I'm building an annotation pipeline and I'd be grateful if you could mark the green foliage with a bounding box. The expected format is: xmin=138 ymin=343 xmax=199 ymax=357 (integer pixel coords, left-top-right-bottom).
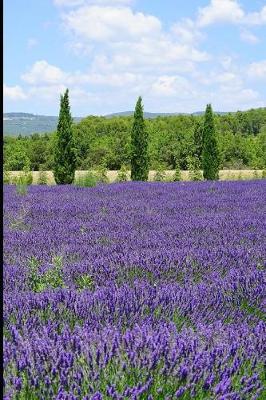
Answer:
xmin=53 ymin=89 xmax=76 ymax=184
xmin=153 ymin=164 xmax=166 ymax=182
xmin=75 ymin=171 xmax=97 ymax=187
xmin=253 ymin=169 xmax=259 ymax=179
xmin=95 ymin=165 xmax=109 ymax=184
xmin=193 ymin=120 xmax=203 ymax=162
xmin=117 ymin=164 xmax=129 ymax=182
xmin=3 ymin=169 xmax=11 ymax=184
xmin=14 ymin=161 xmax=33 ymax=194
xmin=37 ymin=169 xmax=48 ymax=185
xmin=131 ymin=97 xmax=149 ymax=181
xmin=75 ymin=274 xmax=94 ymax=291
xmin=28 ymin=255 xmax=64 ymax=293
xmin=4 ymin=108 xmax=266 ymax=172
xmin=202 ymin=104 xmax=220 ymax=180
xmin=187 ymin=156 xmax=203 ymax=181
xmin=173 ymin=164 xmax=182 ymax=181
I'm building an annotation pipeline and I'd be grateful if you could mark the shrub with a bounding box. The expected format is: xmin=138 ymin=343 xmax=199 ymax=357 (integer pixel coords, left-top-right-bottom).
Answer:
xmin=3 ymin=170 xmax=11 ymax=184
xmin=38 ymin=170 xmax=48 ymax=185
xmin=75 ymin=171 xmax=97 ymax=187
xmin=173 ymin=165 xmax=182 ymax=182
xmin=117 ymin=165 xmax=128 ymax=182
xmin=237 ymin=172 xmax=243 ymax=180
xmin=95 ymin=165 xmax=109 ymax=184
xmin=253 ymin=170 xmax=259 ymax=179
xmin=187 ymin=156 xmax=203 ymax=181
xmin=154 ymin=164 xmax=166 ymax=182
xmin=262 ymin=169 xmax=266 ymax=179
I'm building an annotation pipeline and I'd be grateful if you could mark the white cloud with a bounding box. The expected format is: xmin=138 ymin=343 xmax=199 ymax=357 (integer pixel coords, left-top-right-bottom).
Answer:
xmin=151 ymin=75 xmax=195 ymax=97
xmin=63 ymin=6 xmax=162 ymax=42
xmin=4 ymin=84 xmax=27 ymax=100
xmin=197 ymin=0 xmax=266 ymax=27
xmin=197 ymin=0 xmax=244 ymax=27
xmin=171 ymin=18 xmax=204 ymax=44
xmin=240 ymin=29 xmax=259 ymax=44
xmin=244 ymin=6 xmax=266 ymax=25
xmin=28 ymin=84 xmax=67 ymax=100
xmin=247 ymin=60 xmax=266 ymax=80
xmin=21 ymin=60 xmax=66 ymax=85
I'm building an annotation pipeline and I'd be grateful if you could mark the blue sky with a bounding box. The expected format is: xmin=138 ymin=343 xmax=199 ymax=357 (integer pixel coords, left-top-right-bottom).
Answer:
xmin=4 ymin=0 xmax=266 ymax=116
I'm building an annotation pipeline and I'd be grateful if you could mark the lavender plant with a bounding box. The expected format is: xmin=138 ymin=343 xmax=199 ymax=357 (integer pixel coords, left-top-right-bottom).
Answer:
xmin=3 ymin=181 xmax=266 ymax=399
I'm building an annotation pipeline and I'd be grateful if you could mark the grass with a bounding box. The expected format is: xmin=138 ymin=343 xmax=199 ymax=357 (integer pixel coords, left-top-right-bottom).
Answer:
xmin=5 ymin=169 xmax=266 ymax=185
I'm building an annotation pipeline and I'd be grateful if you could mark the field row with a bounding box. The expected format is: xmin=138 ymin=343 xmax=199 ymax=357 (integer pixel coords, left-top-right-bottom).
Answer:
xmin=5 ymin=169 xmax=266 ymax=185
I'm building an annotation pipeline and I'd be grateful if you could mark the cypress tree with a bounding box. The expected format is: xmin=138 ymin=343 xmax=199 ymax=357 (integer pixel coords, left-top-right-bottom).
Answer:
xmin=53 ymin=89 xmax=76 ymax=184
xmin=131 ymin=97 xmax=149 ymax=181
xmin=202 ymin=104 xmax=220 ymax=180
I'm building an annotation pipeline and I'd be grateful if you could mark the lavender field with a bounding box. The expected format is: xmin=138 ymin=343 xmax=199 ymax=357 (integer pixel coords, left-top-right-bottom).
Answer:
xmin=3 ymin=181 xmax=266 ymax=400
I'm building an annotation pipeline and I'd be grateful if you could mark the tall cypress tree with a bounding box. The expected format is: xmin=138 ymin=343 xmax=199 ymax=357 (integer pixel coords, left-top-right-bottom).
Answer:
xmin=202 ymin=104 xmax=220 ymax=180
xmin=53 ymin=89 xmax=76 ymax=184
xmin=131 ymin=97 xmax=149 ymax=181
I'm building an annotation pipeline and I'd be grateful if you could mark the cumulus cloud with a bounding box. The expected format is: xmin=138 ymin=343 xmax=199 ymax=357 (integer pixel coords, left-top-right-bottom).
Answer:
xmin=197 ymin=0 xmax=266 ymax=27
xmin=4 ymin=84 xmax=27 ymax=100
xmin=63 ymin=6 xmax=162 ymax=42
xmin=7 ymin=0 xmax=266 ymax=113
xmin=21 ymin=60 xmax=66 ymax=85
xmin=197 ymin=0 xmax=244 ymax=27
xmin=171 ymin=18 xmax=204 ymax=44
xmin=151 ymin=75 xmax=195 ymax=97
xmin=244 ymin=5 xmax=266 ymax=25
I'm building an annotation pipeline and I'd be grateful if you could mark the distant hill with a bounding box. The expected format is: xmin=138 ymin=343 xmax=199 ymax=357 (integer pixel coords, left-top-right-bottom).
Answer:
xmin=105 ymin=111 xmax=228 ymax=118
xmin=2 ymin=110 xmax=233 ymax=136
xmin=3 ymin=113 xmax=83 ymax=136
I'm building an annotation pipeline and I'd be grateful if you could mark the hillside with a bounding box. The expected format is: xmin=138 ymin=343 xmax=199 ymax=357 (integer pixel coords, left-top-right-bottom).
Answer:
xmin=3 ymin=110 xmax=228 ymax=135
xmin=3 ymin=113 xmax=83 ymax=136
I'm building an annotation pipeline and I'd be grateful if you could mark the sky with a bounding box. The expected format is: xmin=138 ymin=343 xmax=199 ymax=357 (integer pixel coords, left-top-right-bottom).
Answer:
xmin=3 ymin=0 xmax=266 ymax=116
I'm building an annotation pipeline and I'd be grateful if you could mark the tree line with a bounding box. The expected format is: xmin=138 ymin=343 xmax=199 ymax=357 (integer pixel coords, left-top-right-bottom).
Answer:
xmin=3 ymin=90 xmax=266 ymax=180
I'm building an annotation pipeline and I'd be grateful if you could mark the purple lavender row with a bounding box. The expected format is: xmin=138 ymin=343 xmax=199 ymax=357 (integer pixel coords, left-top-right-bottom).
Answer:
xmin=3 ymin=181 xmax=266 ymax=399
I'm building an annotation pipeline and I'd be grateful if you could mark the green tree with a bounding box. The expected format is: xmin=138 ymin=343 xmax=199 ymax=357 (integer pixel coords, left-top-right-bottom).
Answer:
xmin=202 ymin=104 xmax=220 ymax=180
xmin=131 ymin=97 xmax=149 ymax=181
xmin=193 ymin=120 xmax=203 ymax=162
xmin=53 ymin=89 xmax=76 ymax=184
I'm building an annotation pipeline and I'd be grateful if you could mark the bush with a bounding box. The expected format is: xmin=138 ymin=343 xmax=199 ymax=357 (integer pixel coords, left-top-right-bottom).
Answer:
xmin=173 ymin=165 xmax=182 ymax=182
xmin=237 ymin=172 xmax=243 ymax=181
xmin=117 ymin=165 xmax=128 ymax=182
xmin=153 ymin=164 xmax=166 ymax=182
xmin=187 ymin=156 xmax=203 ymax=181
xmin=75 ymin=172 xmax=97 ymax=187
xmin=38 ymin=170 xmax=48 ymax=185
xmin=95 ymin=166 xmax=109 ymax=184
xmin=253 ymin=170 xmax=259 ymax=179
xmin=3 ymin=170 xmax=11 ymax=184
